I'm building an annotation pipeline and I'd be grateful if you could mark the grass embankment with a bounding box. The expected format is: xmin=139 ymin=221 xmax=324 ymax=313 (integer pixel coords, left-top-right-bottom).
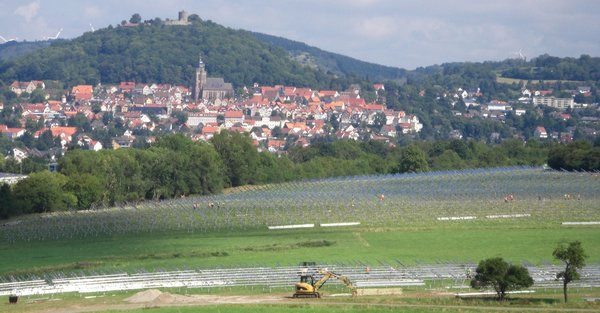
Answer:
xmin=2 ymin=225 xmax=599 ymax=276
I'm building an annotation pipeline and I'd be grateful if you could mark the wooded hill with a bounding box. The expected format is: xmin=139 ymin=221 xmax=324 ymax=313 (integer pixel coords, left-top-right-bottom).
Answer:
xmin=0 ymin=40 xmax=52 ymax=61
xmin=0 ymin=19 xmax=345 ymax=89
xmin=0 ymin=24 xmax=407 ymax=86
xmin=1 ymin=14 xmax=599 ymax=90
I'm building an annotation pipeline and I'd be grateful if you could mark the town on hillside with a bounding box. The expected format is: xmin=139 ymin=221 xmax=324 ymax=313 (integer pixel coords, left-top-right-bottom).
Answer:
xmin=0 ymin=57 xmax=598 ymax=165
xmin=0 ymin=57 xmax=423 ymax=160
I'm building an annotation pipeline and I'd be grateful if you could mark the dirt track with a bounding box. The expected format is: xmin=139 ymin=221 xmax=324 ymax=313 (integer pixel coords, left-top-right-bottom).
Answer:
xmin=7 ymin=289 xmax=600 ymax=313
xmin=8 ymin=290 xmax=292 ymax=313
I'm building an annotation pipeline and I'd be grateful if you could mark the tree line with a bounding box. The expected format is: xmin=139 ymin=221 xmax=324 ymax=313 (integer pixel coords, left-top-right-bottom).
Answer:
xmin=501 ymin=54 xmax=600 ymax=82
xmin=1 ymin=132 xmax=569 ymax=219
xmin=547 ymin=140 xmax=600 ymax=171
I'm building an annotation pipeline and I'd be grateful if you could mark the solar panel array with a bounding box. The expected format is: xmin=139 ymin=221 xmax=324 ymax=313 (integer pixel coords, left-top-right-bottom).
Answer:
xmin=2 ymin=167 xmax=599 ymax=242
xmin=2 ymin=264 xmax=599 ymax=296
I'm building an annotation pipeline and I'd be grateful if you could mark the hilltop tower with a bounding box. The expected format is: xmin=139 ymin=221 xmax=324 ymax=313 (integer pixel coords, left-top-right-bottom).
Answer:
xmin=178 ymin=10 xmax=189 ymax=23
xmin=193 ymin=55 xmax=207 ymax=102
xmin=164 ymin=10 xmax=191 ymax=25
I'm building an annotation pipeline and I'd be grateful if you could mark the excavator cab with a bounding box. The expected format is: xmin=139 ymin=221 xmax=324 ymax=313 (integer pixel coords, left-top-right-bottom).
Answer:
xmin=299 ymin=275 xmax=314 ymax=285
xmin=294 ymin=263 xmax=321 ymax=298
xmin=294 ymin=274 xmax=320 ymax=297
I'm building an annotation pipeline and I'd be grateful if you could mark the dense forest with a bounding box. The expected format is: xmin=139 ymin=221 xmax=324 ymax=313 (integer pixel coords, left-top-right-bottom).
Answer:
xmin=1 ymin=132 xmax=565 ymax=219
xmin=0 ymin=18 xmax=352 ymax=89
xmin=0 ymin=40 xmax=52 ymax=61
xmin=0 ymin=29 xmax=408 ymax=84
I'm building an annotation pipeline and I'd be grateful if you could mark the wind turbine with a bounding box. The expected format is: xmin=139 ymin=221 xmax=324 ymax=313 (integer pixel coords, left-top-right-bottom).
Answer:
xmin=44 ymin=28 xmax=63 ymax=40
xmin=0 ymin=35 xmax=17 ymax=43
xmin=513 ymin=49 xmax=526 ymax=61
xmin=89 ymin=23 xmax=95 ymax=32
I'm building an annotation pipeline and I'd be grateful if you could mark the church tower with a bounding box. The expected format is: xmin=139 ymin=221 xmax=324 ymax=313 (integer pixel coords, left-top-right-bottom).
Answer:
xmin=192 ymin=55 xmax=207 ymax=102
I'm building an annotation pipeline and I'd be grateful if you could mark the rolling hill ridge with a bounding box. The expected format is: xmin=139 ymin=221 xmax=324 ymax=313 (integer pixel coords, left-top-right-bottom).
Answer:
xmin=0 ymin=20 xmax=338 ymax=88
xmin=251 ymin=32 xmax=407 ymax=82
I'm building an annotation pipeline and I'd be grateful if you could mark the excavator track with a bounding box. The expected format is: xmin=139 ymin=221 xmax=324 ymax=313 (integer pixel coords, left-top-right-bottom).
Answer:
xmin=293 ymin=292 xmax=320 ymax=298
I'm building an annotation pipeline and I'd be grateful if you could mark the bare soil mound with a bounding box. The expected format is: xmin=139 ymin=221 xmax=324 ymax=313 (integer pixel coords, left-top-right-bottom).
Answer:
xmin=124 ymin=289 xmax=287 ymax=305
xmin=124 ymin=289 xmax=163 ymax=303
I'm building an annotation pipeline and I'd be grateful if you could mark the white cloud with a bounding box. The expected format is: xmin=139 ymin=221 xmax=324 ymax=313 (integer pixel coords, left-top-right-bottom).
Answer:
xmin=343 ymin=0 xmax=382 ymax=6
xmin=0 ymin=3 xmax=7 ymax=17
xmin=83 ymin=5 xmax=103 ymax=19
xmin=14 ymin=0 xmax=40 ymax=22
xmin=354 ymin=16 xmax=396 ymax=38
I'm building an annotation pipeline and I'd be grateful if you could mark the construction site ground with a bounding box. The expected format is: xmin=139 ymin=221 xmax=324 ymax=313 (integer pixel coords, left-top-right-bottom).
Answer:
xmin=3 ymin=288 xmax=600 ymax=313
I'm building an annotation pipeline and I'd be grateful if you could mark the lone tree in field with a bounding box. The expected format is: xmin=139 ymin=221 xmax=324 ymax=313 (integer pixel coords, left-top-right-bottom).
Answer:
xmin=553 ymin=241 xmax=587 ymax=303
xmin=470 ymin=257 xmax=533 ymax=300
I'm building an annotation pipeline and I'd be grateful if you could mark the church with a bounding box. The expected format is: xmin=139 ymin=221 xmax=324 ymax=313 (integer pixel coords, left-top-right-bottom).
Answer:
xmin=192 ymin=56 xmax=234 ymax=102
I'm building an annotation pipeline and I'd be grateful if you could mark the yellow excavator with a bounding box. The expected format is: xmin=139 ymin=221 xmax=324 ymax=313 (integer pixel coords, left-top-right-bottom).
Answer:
xmin=293 ymin=269 xmax=357 ymax=298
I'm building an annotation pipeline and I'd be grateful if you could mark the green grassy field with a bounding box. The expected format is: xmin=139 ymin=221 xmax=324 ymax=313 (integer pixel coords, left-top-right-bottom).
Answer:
xmin=2 ymin=224 xmax=599 ymax=275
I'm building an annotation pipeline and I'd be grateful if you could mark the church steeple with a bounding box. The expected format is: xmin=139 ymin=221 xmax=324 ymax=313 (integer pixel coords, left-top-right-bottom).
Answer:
xmin=193 ymin=54 xmax=207 ymax=102
xmin=191 ymin=54 xmax=232 ymax=102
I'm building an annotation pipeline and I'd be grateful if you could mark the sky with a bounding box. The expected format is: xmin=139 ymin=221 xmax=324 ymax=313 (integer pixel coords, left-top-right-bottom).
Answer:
xmin=1 ymin=0 xmax=599 ymax=69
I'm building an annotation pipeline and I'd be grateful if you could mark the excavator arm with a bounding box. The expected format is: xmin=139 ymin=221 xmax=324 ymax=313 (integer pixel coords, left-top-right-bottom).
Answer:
xmin=313 ymin=272 xmax=335 ymax=290
xmin=314 ymin=271 xmax=357 ymax=296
